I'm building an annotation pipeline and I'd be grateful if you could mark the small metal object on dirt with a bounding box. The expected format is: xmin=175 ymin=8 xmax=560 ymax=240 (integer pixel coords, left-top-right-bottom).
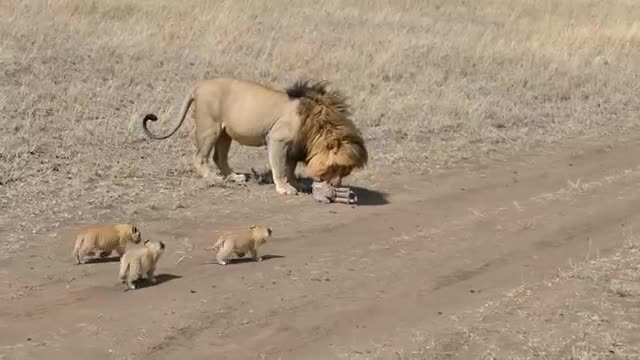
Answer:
xmin=311 ymin=181 xmax=358 ymax=205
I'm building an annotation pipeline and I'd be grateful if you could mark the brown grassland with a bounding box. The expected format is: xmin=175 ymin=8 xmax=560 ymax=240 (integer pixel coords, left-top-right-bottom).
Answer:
xmin=1 ymin=0 xmax=640 ymax=359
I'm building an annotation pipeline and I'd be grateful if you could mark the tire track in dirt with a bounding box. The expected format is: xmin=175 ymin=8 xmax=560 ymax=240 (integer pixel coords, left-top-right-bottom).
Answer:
xmin=1 ymin=135 xmax=639 ymax=360
xmin=149 ymin=159 xmax=640 ymax=360
xmin=136 ymin=136 xmax=636 ymax=357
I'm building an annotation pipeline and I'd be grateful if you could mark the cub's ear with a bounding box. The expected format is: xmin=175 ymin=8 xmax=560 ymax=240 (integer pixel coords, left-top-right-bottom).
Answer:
xmin=250 ymin=224 xmax=256 ymax=229
xmin=144 ymin=239 xmax=150 ymax=245
xmin=132 ymin=226 xmax=138 ymax=233
xmin=159 ymin=241 xmax=165 ymax=250
xmin=267 ymin=227 xmax=272 ymax=235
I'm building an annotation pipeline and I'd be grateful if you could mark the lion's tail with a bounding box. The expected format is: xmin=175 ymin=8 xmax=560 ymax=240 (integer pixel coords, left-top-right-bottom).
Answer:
xmin=142 ymin=88 xmax=195 ymax=140
xmin=72 ymin=234 xmax=84 ymax=264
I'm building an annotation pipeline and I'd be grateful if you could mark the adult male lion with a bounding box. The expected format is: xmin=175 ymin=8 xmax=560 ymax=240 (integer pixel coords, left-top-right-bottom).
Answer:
xmin=141 ymin=78 xmax=368 ymax=195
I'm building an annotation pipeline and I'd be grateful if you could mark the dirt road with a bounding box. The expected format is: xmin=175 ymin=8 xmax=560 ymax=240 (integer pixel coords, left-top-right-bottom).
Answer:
xmin=2 ymin=134 xmax=640 ymax=360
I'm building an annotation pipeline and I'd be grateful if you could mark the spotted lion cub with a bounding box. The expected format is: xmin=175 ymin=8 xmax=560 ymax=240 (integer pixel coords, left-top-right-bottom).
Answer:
xmin=212 ymin=225 xmax=272 ymax=265
xmin=118 ymin=240 xmax=166 ymax=291
xmin=72 ymin=224 xmax=142 ymax=264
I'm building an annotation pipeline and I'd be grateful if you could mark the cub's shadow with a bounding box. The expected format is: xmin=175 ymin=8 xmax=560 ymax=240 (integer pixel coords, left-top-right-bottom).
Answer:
xmin=129 ymin=273 xmax=182 ymax=289
xmin=229 ymin=254 xmax=285 ymax=265
xmin=246 ymin=169 xmax=389 ymax=206
xmin=204 ymin=254 xmax=285 ymax=266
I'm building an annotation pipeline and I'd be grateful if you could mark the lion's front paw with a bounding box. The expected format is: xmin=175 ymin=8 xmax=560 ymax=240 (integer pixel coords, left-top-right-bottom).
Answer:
xmin=276 ymin=183 xmax=298 ymax=195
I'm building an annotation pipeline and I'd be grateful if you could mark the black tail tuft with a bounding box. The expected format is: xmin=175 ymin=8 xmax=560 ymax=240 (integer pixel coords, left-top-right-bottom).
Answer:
xmin=142 ymin=113 xmax=158 ymax=122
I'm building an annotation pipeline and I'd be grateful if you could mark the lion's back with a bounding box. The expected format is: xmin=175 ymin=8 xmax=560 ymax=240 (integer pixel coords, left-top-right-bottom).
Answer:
xmin=196 ymin=78 xmax=297 ymax=146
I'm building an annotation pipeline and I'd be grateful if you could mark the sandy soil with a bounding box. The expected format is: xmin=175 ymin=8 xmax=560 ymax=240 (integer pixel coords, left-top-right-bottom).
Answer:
xmin=2 ymin=132 xmax=640 ymax=360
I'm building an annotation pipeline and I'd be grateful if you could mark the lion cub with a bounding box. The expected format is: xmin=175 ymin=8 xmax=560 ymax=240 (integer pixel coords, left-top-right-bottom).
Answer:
xmin=119 ymin=240 xmax=166 ymax=291
xmin=212 ymin=225 xmax=272 ymax=265
xmin=73 ymin=224 xmax=142 ymax=264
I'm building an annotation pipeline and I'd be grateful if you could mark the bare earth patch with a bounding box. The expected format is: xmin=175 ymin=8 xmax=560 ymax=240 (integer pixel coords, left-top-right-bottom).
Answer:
xmin=407 ymin=242 xmax=640 ymax=360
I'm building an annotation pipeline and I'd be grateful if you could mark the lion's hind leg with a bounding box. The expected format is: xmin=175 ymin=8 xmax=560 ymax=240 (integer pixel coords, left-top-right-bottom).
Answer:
xmin=193 ymin=131 xmax=216 ymax=179
xmin=213 ymin=130 xmax=246 ymax=184
xmin=192 ymin=108 xmax=219 ymax=179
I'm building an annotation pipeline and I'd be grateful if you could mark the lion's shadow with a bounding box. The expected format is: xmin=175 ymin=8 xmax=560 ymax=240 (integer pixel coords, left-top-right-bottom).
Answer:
xmin=245 ymin=169 xmax=389 ymax=206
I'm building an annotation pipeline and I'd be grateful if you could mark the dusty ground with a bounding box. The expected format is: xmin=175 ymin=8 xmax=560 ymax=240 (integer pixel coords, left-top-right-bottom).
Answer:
xmin=3 ymin=129 xmax=640 ymax=360
xmin=2 ymin=0 xmax=640 ymax=359
xmin=408 ymin=240 xmax=640 ymax=360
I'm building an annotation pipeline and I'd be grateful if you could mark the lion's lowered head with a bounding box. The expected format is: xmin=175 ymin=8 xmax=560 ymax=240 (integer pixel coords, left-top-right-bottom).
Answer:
xmin=287 ymin=80 xmax=368 ymax=186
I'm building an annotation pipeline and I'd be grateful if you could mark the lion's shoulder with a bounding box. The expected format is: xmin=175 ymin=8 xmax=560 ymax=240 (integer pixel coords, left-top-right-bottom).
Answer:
xmin=285 ymin=80 xmax=351 ymax=118
xmin=285 ymin=80 xmax=328 ymax=99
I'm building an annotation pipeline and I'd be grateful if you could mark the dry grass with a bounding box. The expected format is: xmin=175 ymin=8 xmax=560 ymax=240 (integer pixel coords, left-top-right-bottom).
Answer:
xmin=403 ymin=239 xmax=640 ymax=360
xmin=2 ymin=0 xmax=640 ymax=255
